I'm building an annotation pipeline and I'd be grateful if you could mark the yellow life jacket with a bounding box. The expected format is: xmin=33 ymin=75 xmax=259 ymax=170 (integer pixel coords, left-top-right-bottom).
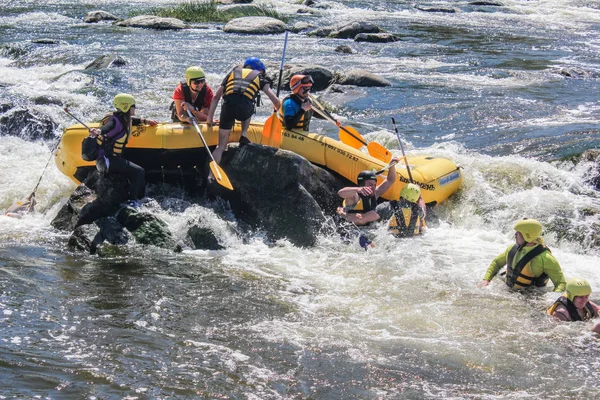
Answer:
xmin=388 ymin=199 xmax=423 ymax=237
xmin=224 ymin=67 xmax=261 ymax=101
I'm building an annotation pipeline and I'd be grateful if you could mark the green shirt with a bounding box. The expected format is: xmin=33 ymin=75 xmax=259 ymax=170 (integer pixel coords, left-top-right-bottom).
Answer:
xmin=483 ymin=244 xmax=567 ymax=292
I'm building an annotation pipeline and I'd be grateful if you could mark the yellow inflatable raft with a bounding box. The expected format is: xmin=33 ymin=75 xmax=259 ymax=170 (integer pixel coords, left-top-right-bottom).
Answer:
xmin=55 ymin=121 xmax=462 ymax=205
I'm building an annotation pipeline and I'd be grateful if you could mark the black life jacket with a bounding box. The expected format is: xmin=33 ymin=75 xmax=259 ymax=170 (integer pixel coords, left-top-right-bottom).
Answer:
xmin=504 ymin=244 xmax=549 ymax=288
xmin=345 ymin=193 xmax=378 ymax=214
xmin=549 ymin=296 xmax=595 ymax=321
xmin=170 ymin=82 xmax=207 ymax=122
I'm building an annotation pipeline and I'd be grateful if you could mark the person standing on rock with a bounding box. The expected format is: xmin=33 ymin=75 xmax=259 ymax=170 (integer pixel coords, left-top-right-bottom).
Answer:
xmin=170 ymin=66 xmax=214 ymax=124
xmin=89 ymin=93 xmax=158 ymax=208
xmin=206 ymin=57 xmax=280 ymax=164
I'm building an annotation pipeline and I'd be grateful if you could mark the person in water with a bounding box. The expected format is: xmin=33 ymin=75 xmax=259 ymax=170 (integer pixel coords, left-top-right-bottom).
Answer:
xmin=171 ymin=66 xmax=214 ymax=124
xmin=90 ymin=93 xmax=158 ymax=208
xmin=337 ymin=159 xmax=399 ymax=226
xmin=548 ymin=278 xmax=600 ymax=332
xmin=479 ymin=218 xmax=567 ymax=292
xmin=278 ymin=74 xmax=340 ymax=131
xmin=387 ymin=183 xmax=427 ymax=238
xmin=206 ymin=57 xmax=280 ymax=163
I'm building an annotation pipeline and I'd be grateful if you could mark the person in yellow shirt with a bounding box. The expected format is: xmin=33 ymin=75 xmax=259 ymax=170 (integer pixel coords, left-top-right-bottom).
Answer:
xmin=479 ymin=218 xmax=567 ymax=292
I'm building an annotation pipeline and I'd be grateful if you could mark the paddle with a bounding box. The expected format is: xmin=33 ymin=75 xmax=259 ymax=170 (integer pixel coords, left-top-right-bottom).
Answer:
xmin=63 ymin=106 xmax=92 ymax=130
xmin=187 ymin=110 xmax=233 ymax=191
xmin=262 ymin=31 xmax=289 ymax=148
xmin=308 ymin=94 xmax=392 ymax=163
xmin=390 ymin=117 xmax=414 ymax=183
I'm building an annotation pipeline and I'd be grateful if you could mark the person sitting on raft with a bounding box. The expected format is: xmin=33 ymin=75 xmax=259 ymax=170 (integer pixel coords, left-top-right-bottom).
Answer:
xmin=548 ymin=278 xmax=600 ymax=333
xmin=90 ymin=93 xmax=158 ymax=208
xmin=337 ymin=158 xmax=399 ymax=226
xmin=479 ymin=218 xmax=567 ymax=292
xmin=170 ymin=66 xmax=214 ymax=124
xmin=278 ymin=74 xmax=340 ymax=131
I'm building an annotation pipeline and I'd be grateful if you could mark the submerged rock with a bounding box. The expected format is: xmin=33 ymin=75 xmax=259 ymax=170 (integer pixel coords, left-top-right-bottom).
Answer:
xmin=0 ymin=106 xmax=58 ymax=141
xmin=310 ymin=21 xmax=382 ymax=39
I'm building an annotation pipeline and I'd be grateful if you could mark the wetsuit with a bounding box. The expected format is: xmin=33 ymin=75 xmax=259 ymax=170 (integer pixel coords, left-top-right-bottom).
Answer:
xmin=279 ymin=94 xmax=313 ymax=131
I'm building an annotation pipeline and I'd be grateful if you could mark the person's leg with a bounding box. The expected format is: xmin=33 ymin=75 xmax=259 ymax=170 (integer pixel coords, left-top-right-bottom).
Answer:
xmin=108 ymin=157 xmax=146 ymax=201
xmin=212 ymin=128 xmax=231 ymax=164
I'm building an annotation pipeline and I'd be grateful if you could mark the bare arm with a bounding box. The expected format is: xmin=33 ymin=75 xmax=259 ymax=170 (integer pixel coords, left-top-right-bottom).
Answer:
xmin=375 ymin=160 xmax=398 ymax=197
xmin=262 ymin=85 xmax=281 ymax=110
xmin=207 ymin=86 xmax=224 ymax=125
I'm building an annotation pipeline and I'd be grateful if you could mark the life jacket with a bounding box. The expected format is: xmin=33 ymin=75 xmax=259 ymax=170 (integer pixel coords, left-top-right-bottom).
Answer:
xmin=547 ymin=295 xmax=595 ymax=321
xmin=504 ymin=244 xmax=549 ymax=289
xmin=278 ymin=94 xmax=312 ymax=131
xmin=170 ymin=82 xmax=207 ymax=122
xmin=224 ymin=66 xmax=262 ymax=101
xmin=344 ymin=193 xmax=378 ymax=214
xmin=388 ymin=199 xmax=423 ymax=238
xmin=98 ymin=113 xmax=129 ymax=158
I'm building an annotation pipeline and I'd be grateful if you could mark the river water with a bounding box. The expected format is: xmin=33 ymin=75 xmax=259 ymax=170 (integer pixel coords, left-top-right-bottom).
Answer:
xmin=1 ymin=0 xmax=600 ymax=398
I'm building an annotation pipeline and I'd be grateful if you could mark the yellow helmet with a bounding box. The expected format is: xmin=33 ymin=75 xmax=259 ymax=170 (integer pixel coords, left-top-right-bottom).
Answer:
xmin=113 ymin=93 xmax=135 ymax=113
xmin=513 ymin=218 xmax=542 ymax=242
xmin=185 ymin=66 xmax=206 ymax=86
xmin=566 ymin=278 xmax=592 ymax=301
xmin=400 ymin=183 xmax=421 ymax=203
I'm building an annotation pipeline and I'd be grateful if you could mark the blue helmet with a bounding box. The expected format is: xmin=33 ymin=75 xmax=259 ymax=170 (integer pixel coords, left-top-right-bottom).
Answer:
xmin=243 ymin=57 xmax=266 ymax=72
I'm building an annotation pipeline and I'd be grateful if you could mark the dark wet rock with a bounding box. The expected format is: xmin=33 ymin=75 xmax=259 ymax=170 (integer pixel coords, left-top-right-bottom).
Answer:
xmin=556 ymin=67 xmax=597 ymax=79
xmin=276 ymin=64 xmax=335 ymax=91
xmin=337 ymin=70 xmax=392 ymax=87
xmin=335 ymin=45 xmax=355 ymax=54
xmin=83 ymin=10 xmax=121 ymax=23
xmin=354 ymin=33 xmax=400 ymax=43
xmin=218 ymin=144 xmax=347 ymax=247
xmin=188 ymin=226 xmax=225 ymax=250
xmin=223 ymin=16 xmax=288 ymax=34
xmin=31 ymin=95 xmax=63 ymax=106
xmin=415 ymin=6 xmax=457 ymax=13
xmin=0 ymin=107 xmax=58 ymax=141
xmin=116 ymin=207 xmax=181 ymax=251
xmin=303 ymin=0 xmax=316 ymax=5
xmin=55 ymin=172 xmax=180 ymax=252
xmin=0 ymin=42 xmax=30 ymax=59
xmin=85 ymin=54 xmax=128 ymax=70
xmin=31 ymin=38 xmax=61 ymax=45
xmin=581 ymin=149 xmax=600 ymax=190
xmin=469 ymin=1 xmax=503 ymax=6
xmin=115 ymin=15 xmax=189 ymax=30
xmin=310 ymin=21 xmax=382 ymax=39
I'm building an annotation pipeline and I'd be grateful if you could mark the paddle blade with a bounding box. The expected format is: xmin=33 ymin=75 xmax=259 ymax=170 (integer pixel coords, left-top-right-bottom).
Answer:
xmin=262 ymin=113 xmax=282 ymax=147
xmin=339 ymin=126 xmax=365 ymax=149
xmin=209 ymin=161 xmax=233 ymax=190
xmin=367 ymin=142 xmax=393 ymax=163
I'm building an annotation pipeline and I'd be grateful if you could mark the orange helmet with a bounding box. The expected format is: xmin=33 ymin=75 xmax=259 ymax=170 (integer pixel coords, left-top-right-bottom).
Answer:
xmin=290 ymin=74 xmax=313 ymax=94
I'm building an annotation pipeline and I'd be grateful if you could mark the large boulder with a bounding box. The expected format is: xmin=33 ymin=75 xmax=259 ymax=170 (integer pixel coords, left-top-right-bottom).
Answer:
xmin=85 ymin=54 xmax=127 ymax=70
xmin=0 ymin=106 xmax=58 ymax=141
xmin=115 ymin=15 xmax=189 ymax=30
xmin=223 ymin=16 xmax=288 ymax=34
xmin=310 ymin=21 xmax=382 ymax=39
xmin=218 ymin=144 xmax=347 ymax=247
xmin=271 ymin=64 xmax=335 ymax=92
xmin=355 ymin=33 xmax=400 ymax=43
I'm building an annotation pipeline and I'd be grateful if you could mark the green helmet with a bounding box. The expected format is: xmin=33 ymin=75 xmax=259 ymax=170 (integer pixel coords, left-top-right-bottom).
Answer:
xmin=185 ymin=66 xmax=206 ymax=86
xmin=514 ymin=218 xmax=543 ymax=242
xmin=357 ymin=170 xmax=377 ymax=186
xmin=566 ymin=278 xmax=592 ymax=301
xmin=400 ymin=183 xmax=421 ymax=203
xmin=113 ymin=93 xmax=135 ymax=113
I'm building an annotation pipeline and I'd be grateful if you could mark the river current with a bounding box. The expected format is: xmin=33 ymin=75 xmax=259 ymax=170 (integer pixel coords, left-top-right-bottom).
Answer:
xmin=1 ymin=0 xmax=600 ymax=398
